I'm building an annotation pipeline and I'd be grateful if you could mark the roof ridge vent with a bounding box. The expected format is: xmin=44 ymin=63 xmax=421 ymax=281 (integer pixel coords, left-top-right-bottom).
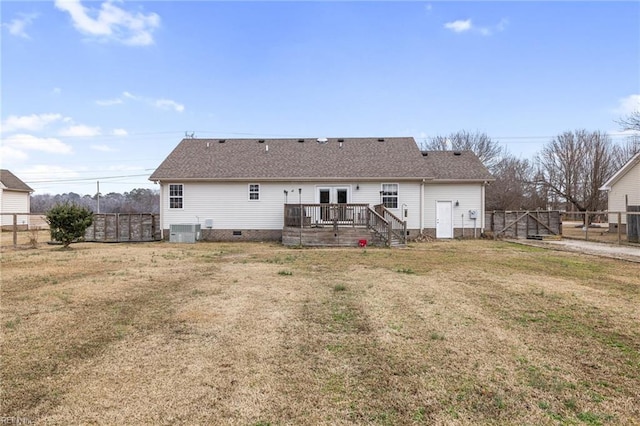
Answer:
xmin=378 ymin=138 xmax=385 ymax=142
xmin=453 ymin=151 xmax=462 ymax=156
xmin=337 ymin=138 xmax=344 ymax=142
xmin=258 ymin=139 xmax=265 ymax=143
xmin=298 ymin=139 xmax=305 ymax=143
xmin=317 ymin=138 xmax=328 ymax=144
xmin=219 ymin=139 xmax=226 ymax=143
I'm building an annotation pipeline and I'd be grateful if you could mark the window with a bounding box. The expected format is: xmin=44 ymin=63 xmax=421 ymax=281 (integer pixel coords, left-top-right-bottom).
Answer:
xmin=169 ymin=184 xmax=183 ymax=209
xmin=381 ymin=183 xmax=398 ymax=209
xmin=249 ymin=184 xmax=260 ymax=201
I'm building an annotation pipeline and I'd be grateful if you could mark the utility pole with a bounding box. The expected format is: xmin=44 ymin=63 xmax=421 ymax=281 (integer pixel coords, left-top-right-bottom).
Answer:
xmin=96 ymin=181 xmax=100 ymax=213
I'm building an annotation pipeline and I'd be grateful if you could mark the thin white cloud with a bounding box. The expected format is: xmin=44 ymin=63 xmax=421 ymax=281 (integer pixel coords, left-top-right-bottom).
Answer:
xmin=122 ymin=91 xmax=138 ymax=100
xmin=3 ymin=134 xmax=73 ymax=154
xmin=444 ymin=18 xmax=508 ymax=36
xmin=615 ymin=94 xmax=640 ymax=114
xmin=91 ymin=144 xmax=117 ymax=152
xmin=59 ymin=124 xmax=101 ymax=137
xmin=154 ymin=99 xmax=185 ymax=113
xmin=2 ymin=13 xmax=38 ymax=39
xmin=444 ymin=19 xmax=472 ymax=33
xmin=1 ymin=113 xmax=65 ymax=133
xmin=54 ymin=0 xmax=160 ymax=46
xmin=51 ymin=87 xmax=62 ymax=95
xmin=0 ymin=145 xmax=29 ymax=163
xmin=112 ymin=128 xmax=128 ymax=136
xmin=97 ymin=91 xmax=184 ymax=112
xmin=96 ymin=97 xmax=123 ymax=106
xmin=496 ymin=18 xmax=509 ymax=32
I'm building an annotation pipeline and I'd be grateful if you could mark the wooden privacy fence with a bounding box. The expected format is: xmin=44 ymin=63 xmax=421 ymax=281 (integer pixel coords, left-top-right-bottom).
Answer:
xmin=486 ymin=211 xmax=561 ymax=239
xmin=85 ymin=213 xmax=161 ymax=242
xmin=629 ymin=206 xmax=640 ymax=243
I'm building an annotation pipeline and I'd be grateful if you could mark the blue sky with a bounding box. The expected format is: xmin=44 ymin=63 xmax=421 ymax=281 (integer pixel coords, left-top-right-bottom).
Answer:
xmin=1 ymin=1 xmax=639 ymax=195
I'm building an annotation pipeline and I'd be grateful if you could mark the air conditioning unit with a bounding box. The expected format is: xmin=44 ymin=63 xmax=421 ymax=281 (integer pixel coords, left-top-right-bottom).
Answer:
xmin=169 ymin=224 xmax=201 ymax=243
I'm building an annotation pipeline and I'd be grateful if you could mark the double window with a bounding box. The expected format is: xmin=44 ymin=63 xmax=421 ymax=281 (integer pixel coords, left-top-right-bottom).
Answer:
xmin=381 ymin=183 xmax=398 ymax=209
xmin=249 ymin=184 xmax=260 ymax=201
xmin=169 ymin=184 xmax=183 ymax=209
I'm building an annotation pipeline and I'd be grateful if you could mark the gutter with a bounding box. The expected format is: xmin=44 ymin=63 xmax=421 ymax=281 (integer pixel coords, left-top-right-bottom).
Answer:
xmin=149 ymin=176 xmax=438 ymax=183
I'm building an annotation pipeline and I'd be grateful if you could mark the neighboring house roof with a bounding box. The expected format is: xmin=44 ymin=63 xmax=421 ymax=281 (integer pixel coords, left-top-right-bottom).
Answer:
xmin=0 ymin=169 xmax=33 ymax=192
xmin=150 ymin=137 xmax=493 ymax=182
xmin=420 ymin=150 xmax=495 ymax=182
xmin=600 ymin=153 xmax=640 ymax=191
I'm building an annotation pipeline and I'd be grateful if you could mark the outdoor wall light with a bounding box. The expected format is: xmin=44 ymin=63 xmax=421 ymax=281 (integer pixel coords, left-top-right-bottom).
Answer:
xmin=356 ymin=184 xmax=360 ymax=190
xmin=455 ymin=200 xmax=460 ymax=207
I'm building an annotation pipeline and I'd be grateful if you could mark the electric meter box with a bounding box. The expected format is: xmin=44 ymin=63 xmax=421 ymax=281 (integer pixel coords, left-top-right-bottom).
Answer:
xmin=468 ymin=209 xmax=478 ymax=220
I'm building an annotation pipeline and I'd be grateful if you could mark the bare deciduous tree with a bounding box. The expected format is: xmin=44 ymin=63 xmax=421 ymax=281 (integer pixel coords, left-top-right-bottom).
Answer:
xmin=486 ymin=155 xmax=545 ymax=211
xmin=612 ymin=136 xmax=640 ymax=170
xmin=535 ymin=130 xmax=616 ymax=220
xmin=424 ymin=130 xmax=504 ymax=170
xmin=616 ymin=110 xmax=640 ymax=132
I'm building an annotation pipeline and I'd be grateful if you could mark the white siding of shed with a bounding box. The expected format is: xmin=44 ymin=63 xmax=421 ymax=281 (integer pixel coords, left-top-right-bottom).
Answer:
xmin=0 ymin=190 xmax=31 ymax=227
xmin=423 ymin=183 xmax=484 ymax=230
xmin=607 ymin=162 xmax=640 ymax=225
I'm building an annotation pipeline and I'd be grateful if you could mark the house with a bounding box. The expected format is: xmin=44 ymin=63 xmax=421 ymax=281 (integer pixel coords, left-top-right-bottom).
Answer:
xmin=600 ymin=152 xmax=640 ymax=233
xmin=149 ymin=137 xmax=494 ymax=246
xmin=0 ymin=169 xmax=34 ymax=230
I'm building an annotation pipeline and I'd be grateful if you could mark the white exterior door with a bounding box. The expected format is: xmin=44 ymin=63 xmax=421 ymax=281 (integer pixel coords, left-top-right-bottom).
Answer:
xmin=318 ymin=187 xmax=349 ymax=221
xmin=318 ymin=187 xmax=349 ymax=204
xmin=436 ymin=201 xmax=453 ymax=238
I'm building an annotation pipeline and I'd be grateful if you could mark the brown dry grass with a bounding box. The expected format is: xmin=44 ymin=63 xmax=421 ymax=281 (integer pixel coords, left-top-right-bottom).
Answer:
xmin=1 ymin=240 xmax=639 ymax=425
xmin=562 ymin=221 xmax=634 ymax=245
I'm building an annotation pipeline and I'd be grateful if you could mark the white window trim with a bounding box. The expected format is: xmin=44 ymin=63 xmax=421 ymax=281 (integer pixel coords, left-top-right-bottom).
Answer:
xmin=168 ymin=183 xmax=184 ymax=209
xmin=248 ymin=183 xmax=260 ymax=201
xmin=381 ymin=183 xmax=399 ymax=209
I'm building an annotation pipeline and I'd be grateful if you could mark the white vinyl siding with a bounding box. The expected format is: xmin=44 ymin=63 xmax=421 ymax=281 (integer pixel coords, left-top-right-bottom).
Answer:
xmin=423 ymin=183 xmax=484 ymax=230
xmin=159 ymin=181 xmax=425 ymax=230
xmin=0 ymin=190 xmax=31 ymax=227
xmin=607 ymin=163 xmax=640 ymax=225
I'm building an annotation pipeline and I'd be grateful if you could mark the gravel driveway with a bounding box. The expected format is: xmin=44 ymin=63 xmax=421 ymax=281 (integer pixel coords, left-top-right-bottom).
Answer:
xmin=513 ymin=238 xmax=640 ymax=263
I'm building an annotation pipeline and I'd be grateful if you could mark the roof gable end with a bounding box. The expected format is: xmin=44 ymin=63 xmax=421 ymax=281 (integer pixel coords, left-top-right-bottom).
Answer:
xmin=600 ymin=152 xmax=640 ymax=190
xmin=0 ymin=169 xmax=33 ymax=192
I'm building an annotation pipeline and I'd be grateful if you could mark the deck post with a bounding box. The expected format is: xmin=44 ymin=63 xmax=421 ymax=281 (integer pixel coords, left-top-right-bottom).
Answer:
xmin=13 ymin=214 xmax=18 ymax=247
xmin=617 ymin=212 xmax=621 ymax=245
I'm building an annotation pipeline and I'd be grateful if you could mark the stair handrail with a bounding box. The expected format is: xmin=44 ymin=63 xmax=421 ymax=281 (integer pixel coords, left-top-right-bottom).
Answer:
xmin=374 ymin=204 xmax=407 ymax=245
xmin=367 ymin=206 xmax=390 ymax=245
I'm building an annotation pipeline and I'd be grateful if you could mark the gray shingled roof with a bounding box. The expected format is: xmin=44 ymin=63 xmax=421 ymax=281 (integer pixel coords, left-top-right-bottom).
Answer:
xmin=0 ymin=169 xmax=33 ymax=192
xmin=421 ymin=150 xmax=495 ymax=181
xmin=150 ymin=137 xmax=493 ymax=182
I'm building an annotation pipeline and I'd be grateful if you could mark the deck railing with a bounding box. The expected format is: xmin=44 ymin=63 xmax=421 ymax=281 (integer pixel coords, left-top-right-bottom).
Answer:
xmin=284 ymin=203 xmax=406 ymax=246
xmin=374 ymin=204 xmax=407 ymax=245
xmin=284 ymin=204 xmax=370 ymax=228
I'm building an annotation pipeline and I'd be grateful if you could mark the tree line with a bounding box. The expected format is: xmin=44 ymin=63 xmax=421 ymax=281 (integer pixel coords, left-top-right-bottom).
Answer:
xmin=421 ymin=126 xmax=639 ymax=213
xmin=31 ymin=188 xmax=159 ymax=214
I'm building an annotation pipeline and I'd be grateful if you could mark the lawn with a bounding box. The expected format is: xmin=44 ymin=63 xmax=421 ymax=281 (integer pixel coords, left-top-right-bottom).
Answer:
xmin=1 ymin=240 xmax=639 ymax=425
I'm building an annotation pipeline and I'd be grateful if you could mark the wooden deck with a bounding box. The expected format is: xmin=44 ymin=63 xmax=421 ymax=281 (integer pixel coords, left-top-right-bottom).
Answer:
xmin=283 ymin=204 xmax=406 ymax=247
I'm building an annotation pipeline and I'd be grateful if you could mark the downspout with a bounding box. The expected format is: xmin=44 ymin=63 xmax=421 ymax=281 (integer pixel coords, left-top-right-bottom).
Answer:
xmin=157 ymin=182 xmax=163 ymax=236
xmin=480 ymin=182 xmax=485 ymax=233
xmin=420 ymin=179 xmax=425 ymax=234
